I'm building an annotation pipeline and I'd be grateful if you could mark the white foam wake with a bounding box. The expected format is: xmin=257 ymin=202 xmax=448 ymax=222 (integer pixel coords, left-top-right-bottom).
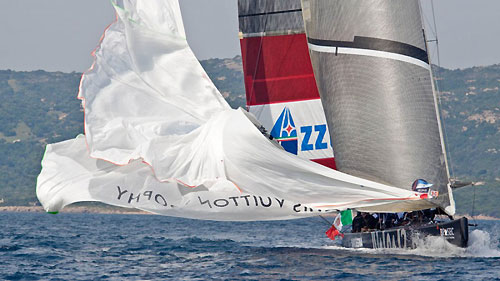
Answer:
xmin=407 ymin=229 xmax=499 ymax=257
xmin=464 ymin=229 xmax=500 ymax=257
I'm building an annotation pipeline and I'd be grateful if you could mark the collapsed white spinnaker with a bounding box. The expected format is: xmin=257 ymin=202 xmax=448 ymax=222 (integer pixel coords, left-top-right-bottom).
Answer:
xmin=36 ymin=0 xmax=429 ymax=220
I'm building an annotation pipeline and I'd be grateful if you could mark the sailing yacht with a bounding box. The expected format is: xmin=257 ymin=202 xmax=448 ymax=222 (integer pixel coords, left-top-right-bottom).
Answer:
xmin=36 ymin=0 xmax=468 ymax=248
xmin=238 ymin=0 xmax=468 ymax=248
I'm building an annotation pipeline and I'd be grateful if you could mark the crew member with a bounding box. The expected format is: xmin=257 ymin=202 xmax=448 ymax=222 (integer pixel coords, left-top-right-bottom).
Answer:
xmin=361 ymin=212 xmax=377 ymax=231
xmin=351 ymin=211 xmax=364 ymax=233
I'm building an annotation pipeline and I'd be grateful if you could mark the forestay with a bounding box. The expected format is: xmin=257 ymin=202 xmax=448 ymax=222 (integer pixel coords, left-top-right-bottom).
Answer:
xmin=36 ymin=0 xmax=428 ymax=221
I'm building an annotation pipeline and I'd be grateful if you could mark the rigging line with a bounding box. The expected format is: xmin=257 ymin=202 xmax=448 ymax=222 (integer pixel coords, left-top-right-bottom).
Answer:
xmin=431 ymin=0 xmax=456 ymax=178
xmin=246 ymin=7 xmax=270 ymax=110
xmin=318 ymin=215 xmax=333 ymax=226
xmin=421 ymin=3 xmax=437 ymax=40
xmin=430 ymin=0 xmax=441 ymax=67
xmin=426 ymin=0 xmax=457 ymax=179
xmin=470 ymin=183 xmax=478 ymax=226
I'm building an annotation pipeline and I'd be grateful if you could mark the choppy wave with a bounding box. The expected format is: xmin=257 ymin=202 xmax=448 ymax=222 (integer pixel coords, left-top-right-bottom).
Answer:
xmin=1 ymin=212 xmax=499 ymax=280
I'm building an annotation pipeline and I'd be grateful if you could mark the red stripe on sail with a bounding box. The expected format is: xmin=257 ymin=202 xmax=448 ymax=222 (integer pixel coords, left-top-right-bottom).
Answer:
xmin=311 ymin=158 xmax=337 ymax=170
xmin=247 ymin=97 xmax=321 ymax=106
xmin=240 ymin=33 xmax=320 ymax=106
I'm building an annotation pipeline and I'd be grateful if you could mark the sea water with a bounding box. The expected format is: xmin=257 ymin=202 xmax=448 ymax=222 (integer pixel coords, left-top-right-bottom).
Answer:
xmin=1 ymin=212 xmax=499 ymax=280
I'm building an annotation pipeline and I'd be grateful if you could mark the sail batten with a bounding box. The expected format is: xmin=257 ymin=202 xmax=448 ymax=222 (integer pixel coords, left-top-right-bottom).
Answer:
xmin=239 ymin=8 xmax=303 ymax=18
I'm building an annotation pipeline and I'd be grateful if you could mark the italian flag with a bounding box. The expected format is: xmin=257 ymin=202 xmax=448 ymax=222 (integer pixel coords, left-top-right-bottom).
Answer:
xmin=325 ymin=210 xmax=353 ymax=240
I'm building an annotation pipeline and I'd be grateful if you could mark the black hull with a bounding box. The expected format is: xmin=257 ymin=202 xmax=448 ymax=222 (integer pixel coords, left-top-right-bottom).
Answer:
xmin=341 ymin=217 xmax=469 ymax=249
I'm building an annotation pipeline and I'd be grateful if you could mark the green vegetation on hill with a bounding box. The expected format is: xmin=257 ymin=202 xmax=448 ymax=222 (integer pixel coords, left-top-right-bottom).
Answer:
xmin=0 ymin=70 xmax=83 ymax=205
xmin=0 ymin=57 xmax=498 ymax=217
xmin=200 ymin=56 xmax=246 ymax=108
xmin=434 ymin=65 xmax=500 ymax=183
xmin=432 ymin=65 xmax=500 ymax=217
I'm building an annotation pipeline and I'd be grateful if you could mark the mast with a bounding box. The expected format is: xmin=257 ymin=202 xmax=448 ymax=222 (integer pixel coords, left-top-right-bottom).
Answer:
xmin=301 ymin=0 xmax=454 ymax=213
xmin=419 ymin=1 xmax=456 ymax=215
xmin=238 ymin=0 xmax=336 ymax=169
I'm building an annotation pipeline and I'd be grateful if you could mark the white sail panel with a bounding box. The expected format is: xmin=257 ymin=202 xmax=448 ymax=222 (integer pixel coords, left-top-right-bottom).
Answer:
xmin=249 ymin=100 xmax=334 ymax=165
xmin=79 ymin=0 xmax=229 ymax=165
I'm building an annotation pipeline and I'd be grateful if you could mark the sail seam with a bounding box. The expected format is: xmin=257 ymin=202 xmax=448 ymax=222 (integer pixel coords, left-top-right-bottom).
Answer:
xmin=240 ymin=30 xmax=305 ymax=38
xmin=251 ymin=73 xmax=314 ymax=83
xmin=239 ymin=9 xmax=302 ymax=18
xmin=248 ymin=97 xmax=320 ymax=106
xmin=312 ymin=196 xmax=426 ymax=209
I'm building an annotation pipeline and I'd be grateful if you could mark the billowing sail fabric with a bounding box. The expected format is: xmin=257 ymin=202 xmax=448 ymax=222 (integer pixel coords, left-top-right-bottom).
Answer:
xmin=79 ymin=0 xmax=230 ymax=165
xmin=36 ymin=0 xmax=429 ymax=220
xmin=301 ymin=0 xmax=455 ymax=214
xmin=238 ymin=0 xmax=335 ymax=169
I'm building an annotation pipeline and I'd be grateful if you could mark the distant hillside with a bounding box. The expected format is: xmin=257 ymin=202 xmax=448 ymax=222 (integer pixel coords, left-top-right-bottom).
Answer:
xmin=433 ymin=65 xmax=500 ymax=181
xmin=432 ymin=65 xmax=500 ymax=217
xmin=200 ymin=57 xmax=246 ymax=109
xmin=0 ymin=57 xmax=498 ymax=216
xmin=0 ymin=70 xmax=83 ymax=206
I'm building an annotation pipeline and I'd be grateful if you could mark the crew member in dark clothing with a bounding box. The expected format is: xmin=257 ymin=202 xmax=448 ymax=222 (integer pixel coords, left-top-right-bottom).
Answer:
xmin=384 ymin=213 xmax=395 ymax=229
xmin=351 ymin=212 xmax=364 ymax=233
xmin=378 ymin=213 xmax=399 ymax=230
xmin=352 ymin=212 xmax=378 ymax=233
xmin=361 ymin=212 xmax=378 ymax=231
xmin=422 ymin=208 xmax=436 ymax=222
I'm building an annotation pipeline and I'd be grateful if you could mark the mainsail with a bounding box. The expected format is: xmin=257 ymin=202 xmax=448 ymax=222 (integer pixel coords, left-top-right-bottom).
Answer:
xmin=301 ymin=0 xmax=455 ymax=214
xmin=36 ymin=0 xmax=430 ymax=221
xmin=238 ymin=0 xmax=335 ymax=169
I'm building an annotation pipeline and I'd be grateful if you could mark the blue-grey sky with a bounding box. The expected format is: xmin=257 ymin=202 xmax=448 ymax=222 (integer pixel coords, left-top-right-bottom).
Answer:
xmin=0 ymin=0 xmax=499 ymax=72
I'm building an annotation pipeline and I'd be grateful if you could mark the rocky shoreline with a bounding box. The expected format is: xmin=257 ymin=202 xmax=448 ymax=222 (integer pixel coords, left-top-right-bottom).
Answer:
xmin=0 ymin=206 xmax=149 ymax=215
xmin=1 ymin=206 xmax=498 ymax=220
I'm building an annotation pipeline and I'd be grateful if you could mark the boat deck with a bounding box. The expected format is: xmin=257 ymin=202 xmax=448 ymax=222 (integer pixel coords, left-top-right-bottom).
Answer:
xmin=341 ymin=217 xmax=469 ymax=249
